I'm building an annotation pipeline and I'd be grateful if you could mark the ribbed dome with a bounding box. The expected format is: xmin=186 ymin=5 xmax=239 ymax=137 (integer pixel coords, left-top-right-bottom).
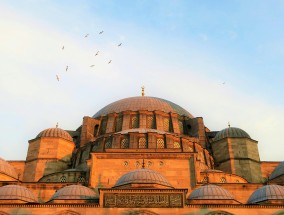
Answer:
xmin=269 ymin=161 xmax=284 ymax=180
xmin=51 ymin=185 xmax=97 ymax=200
xmin=247 ymin=185 xmax=284 ymax=204
xmin=36 ymin=128 xmax=73 ymax=142
xmin=93 ymin=96 xmax=193 ymax=118
xmin=0 ymin=158 xmax=18 ymax=179
xmin=188 ymin=185 xmax=234 ymax=200
xmin=213 ymin=127 xmax=250 ymax=142
xmin=0 ymin=185 xmax=37 ymax=203
xmin=114 ymin=168 xmax=173 ymax=188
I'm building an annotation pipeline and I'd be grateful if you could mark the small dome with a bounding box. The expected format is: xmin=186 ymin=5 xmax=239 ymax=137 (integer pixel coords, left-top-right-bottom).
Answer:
xmin=0 ymin=185 xmax=37 ymax=203
xmin=213 ymin=127 xmax=250 ymax=142
xmin=247 ymin=185 xmax=284 ymax=204
xmin=93 ymin=96 xmax=193 ymax=118
xmin=114 ymin=168 xmax=173 ymax=188
xmin=36 ymin=128 xmax=73 ymax=142
xmin=51 ymin=185 xmax=97 ymax=200
xmin=269 ymin=161 xmax=284 ymax=180
xmin=188 ymin=185 xmax=234 ymax=200
xmin=0 ymin=158 xmax=18 ymax=179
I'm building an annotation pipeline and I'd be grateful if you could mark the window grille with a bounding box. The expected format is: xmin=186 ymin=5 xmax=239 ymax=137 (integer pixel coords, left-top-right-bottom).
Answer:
xmin=138 ymin=137 xmax=147 ymax=148
xmin=115 ymin=115 xmax=123 ymax=132
xmin=131 ymin=115 xmax=139 ymax=128
xmin=163 ymin=118 xmax=169 ymax=131
xmin=173 ymin=141 xmax=181 ymax=148
xmin=146 ymin=115 xmax=155 ymax=129
xmin=178 ymin=120 xmax=184 ymax=134
xmin=157 ymin=138 xmax=165 ymax=148
xmin=121 ymin=138 xmax=129 ymax=149
xmin=59 ymin=176 xmax=67 ymax=182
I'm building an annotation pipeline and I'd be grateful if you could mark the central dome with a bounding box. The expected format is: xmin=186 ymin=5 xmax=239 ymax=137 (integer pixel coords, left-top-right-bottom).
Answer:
xmin=93 ymin=96 xmax=193 ymax=118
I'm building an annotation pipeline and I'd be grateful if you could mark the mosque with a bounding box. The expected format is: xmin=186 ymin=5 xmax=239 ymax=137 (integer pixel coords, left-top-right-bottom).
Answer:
xmin=0 ymin=90 xmax=283 ymax=215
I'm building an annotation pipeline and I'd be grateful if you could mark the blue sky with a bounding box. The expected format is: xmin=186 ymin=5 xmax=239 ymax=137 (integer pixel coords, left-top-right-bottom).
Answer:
xmin=0 ymin=0 xmax=283 ymax=161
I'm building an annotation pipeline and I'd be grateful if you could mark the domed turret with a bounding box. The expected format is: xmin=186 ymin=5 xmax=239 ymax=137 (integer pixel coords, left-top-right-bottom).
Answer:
xmin=36 ymin=127 xmax=73 ymax=142
xmin=0 ymin=185 xmax=38 ymax=203
xmin=248 ymin=185 xmax=284 ymax=204
xmin=213 ymin=127 xmax=250 ymax=142
xmin=114 ymin=168 xmax=173 ymax=188
xmin=211 ymin=126 xmax=261 ymax=183
xmin=0 ymin=157 xmax=18 ymax=180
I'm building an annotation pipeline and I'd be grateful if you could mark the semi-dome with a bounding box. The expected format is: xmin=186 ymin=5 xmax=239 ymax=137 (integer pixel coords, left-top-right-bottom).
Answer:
xmin=247 ymin=185 xmax=284 ymax=204
xmin=188 ymin=184 xmax=234 ymax=200
xmin=93 ymin=96 xmax=193 ymax=118
xmin=213 ymin=127 xmax=250 ymax=142
xmin=50 ymin=185 xmax=97 ymax=200
xmin=0 ymin=185 xmax=37 ymax=203
xmin=0 ymin=157 xmax=18 ymax=179
xmin=269 ymin=161 xmax=284 ymax=180
xmin=114 ymin=168 xmax=173 ymax=188
xmin=36 ymin=128 xmax=73 ymax=142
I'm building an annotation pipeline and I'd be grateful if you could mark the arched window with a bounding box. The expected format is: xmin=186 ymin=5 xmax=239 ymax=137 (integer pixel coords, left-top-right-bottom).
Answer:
xmin=146 ymin=115 xmax=155 ymax=129
xmin=93 ymin=124 xmax=99 ymax=136
xmin=139 ymin=137 xmax=147 ymax=148
xmin=220 ymin=177 xmax=226 ymax=183
xmin=99 ymin=117 xmax=108 ymax=135
xmin=163 ymin=118 xmax=169 ymax=131
xmin=121 ymin=138 xmax=129 ymax=149
xmin=173 ymin=141 xmax=181 ymax=149
xmin=178 ymin=120 xmax=184 ymax=134
xmin=59 ymin=176 xmax=67 ymax=182
xmin=157 ymin=138 xmax=165 ymax=148
xmin=105 ymin=138 xmax=112 ymax=149
xmin=115 ymin=114 xmax=123 ymax=132
xmin=131 ymin=115 xmax=139 ymax=128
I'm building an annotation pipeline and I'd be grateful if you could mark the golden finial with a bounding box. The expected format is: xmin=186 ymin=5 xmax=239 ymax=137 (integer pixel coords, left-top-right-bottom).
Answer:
xmin=56 ymin=122 xmax=58 ymax=128
xmin=228 ymin=122 xmax=230 ymax=128
xmin=141 ymin=86 xmax=145 ymax=96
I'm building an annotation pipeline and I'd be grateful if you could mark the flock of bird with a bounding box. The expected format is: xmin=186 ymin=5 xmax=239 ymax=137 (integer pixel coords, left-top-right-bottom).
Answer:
xmin=56 ymin=30 xmax=122 ymax=81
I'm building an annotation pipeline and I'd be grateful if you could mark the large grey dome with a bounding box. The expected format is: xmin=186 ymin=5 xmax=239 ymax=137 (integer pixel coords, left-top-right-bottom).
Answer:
xmin=114 ymin=168 xmax=173 ymax=188
xmin=247 ymin=185 xmax=284 ymax=204
xmin=93 ymin=96 xmax=193 ymax=118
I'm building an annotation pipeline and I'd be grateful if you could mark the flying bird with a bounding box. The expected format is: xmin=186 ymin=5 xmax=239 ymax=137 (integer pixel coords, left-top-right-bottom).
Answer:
xmin=222 ymin=82 xmax=225 ymax=85
xmin=66 ymin=66 xmax=68 ymax=71
xmin=62 ymin=46 xmax=64 ymax=50
xmin=95 ymin=51 xmax=99 ymax=56
xmin=56 ymin=75 xmax=60 ymax=81
xmin=108 ymin=60 xmax=112 ymax=64
xmin=118 ymin=43 xmax=122 ymax=47
xmin=90 ymin=65 xmax=95 ymax=67
xmin=99 ymin=31 xmax=104 ymax=34
xmin=84 ymin=34 xmax=89 ymax=38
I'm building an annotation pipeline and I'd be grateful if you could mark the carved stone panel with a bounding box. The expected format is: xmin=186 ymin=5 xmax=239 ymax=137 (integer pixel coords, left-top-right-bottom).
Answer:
xmin=104 ymin=193 xmax=183 ymax=208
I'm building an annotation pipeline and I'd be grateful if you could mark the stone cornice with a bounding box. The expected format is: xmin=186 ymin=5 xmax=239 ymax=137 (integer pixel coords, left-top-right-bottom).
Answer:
xmin=91 ymin=152 xmax=195 ymax=159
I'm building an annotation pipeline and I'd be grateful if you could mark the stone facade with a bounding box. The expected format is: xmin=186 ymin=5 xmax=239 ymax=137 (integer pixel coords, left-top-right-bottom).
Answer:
xmin=0 ymin=96 xmax=283 ymax=215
